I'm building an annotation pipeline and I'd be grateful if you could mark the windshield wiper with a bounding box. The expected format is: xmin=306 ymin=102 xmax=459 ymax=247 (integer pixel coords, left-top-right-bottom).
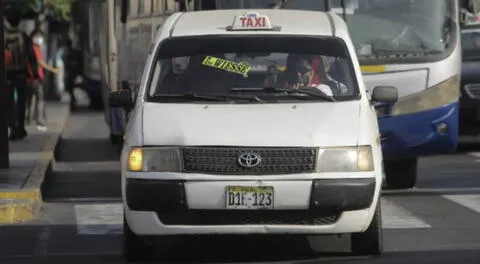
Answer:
xmin=264 ymin=87 xmax=336 ymax=102
xmin=151 ymin=92 xmax=263 ymax=102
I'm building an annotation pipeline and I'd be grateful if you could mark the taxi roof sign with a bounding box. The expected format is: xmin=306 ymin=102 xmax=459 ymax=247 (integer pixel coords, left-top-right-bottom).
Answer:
xmin=227 ymin=12 xmax=280 ymax=31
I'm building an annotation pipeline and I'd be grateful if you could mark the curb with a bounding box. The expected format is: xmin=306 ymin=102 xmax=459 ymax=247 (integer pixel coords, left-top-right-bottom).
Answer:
xmin=0 ymin=104 xmax=70 ymax=224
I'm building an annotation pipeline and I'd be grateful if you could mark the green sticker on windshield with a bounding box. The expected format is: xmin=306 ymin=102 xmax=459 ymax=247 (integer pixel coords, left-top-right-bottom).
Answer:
xmin=202 ymin=56 xmax=252 ymax=77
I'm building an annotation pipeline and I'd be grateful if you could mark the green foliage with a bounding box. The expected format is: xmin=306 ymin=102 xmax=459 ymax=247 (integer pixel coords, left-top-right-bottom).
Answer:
xmin=44 ymin=0 xmax=75 ymax=21
xmin=5 ymin=0 xmax=75 ymax=21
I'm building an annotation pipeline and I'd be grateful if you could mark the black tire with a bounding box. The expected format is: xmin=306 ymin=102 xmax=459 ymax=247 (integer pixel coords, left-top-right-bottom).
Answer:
xmin=109 ymin=134 xmax=122 ymax=145
xmin=351 ymin=200 xmax=383 ymax=256
xmin=384 ymin=158 xmax=417 ymax=189
xmin=89 ymin=93 xmax=104 ymax=110
xmin=123 ymin=216 xmax=153 ymax=262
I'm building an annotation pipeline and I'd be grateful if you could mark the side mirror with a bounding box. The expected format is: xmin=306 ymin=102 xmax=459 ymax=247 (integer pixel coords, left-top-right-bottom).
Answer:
xmin=371 ymin=86 xmax=398 ymax=103
xmin=109 ymin=90 xmax=132 ymax=108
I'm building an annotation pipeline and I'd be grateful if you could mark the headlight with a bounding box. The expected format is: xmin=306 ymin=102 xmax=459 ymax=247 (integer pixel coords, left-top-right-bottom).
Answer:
xmin=316 ymin=146 xmax=374 ymax=172
xmin=390 ymin=75 xmax=460 ymax=116
xmin=127 ymin=147 xmax=182 ymax=172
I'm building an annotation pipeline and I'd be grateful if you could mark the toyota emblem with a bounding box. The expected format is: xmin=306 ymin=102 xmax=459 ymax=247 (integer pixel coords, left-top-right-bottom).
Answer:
xmin=238 ymin=152 xmax=262 ymax=168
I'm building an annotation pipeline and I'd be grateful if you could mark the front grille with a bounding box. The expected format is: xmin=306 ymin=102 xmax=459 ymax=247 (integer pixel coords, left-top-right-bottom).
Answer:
xmin=158 ymin=210 xmax=339 ymax=226
xmin=181 ymin=147 xmax=317 ymax=175
xmin=465 ymin=84 xmax=480 ymax=99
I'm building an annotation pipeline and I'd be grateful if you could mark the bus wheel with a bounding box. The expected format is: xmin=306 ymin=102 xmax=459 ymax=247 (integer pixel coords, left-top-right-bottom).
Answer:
xmin=110 ymin=134 xmax=123 ymax=145
xmin=384 ymin=158 xmax=417 ymax=189
xmin=89 ymin=93 xmax=104 ymax=110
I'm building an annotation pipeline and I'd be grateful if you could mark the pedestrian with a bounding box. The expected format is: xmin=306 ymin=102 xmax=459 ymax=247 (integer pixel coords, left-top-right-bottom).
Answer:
xmin=30 ymin=19 xmax=47 ymax=59
xmin=52 ymin=38 xmax=66 ymax=101
xmin=26 ymin=32 xmax=61 ymax=130
xmin=63 ymin=38 xmax=82 ymax=111
xmin=4 ymin=10 xmax=38 ymax=140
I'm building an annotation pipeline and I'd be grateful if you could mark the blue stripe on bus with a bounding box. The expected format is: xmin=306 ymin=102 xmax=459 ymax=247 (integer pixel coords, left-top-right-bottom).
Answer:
xmin=379 ymin=102 xmax=459 ymax=159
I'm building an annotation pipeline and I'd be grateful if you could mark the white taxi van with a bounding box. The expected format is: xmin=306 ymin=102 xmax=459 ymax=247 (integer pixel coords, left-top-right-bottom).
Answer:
xmin=109 ymin=9 xmax=398 ymax=262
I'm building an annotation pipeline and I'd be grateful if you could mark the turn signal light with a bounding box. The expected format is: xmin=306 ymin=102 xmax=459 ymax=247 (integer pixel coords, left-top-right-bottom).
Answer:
xmin=128 ymin=148 xmax=143 ymax=171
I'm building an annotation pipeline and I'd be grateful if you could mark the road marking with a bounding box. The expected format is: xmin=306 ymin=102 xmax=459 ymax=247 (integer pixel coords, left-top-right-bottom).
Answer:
xmin=9 ymin=151 xmax=52 ymax=161
xmin=467 ymin=152 xmax=480 ymax=158
xmin=381 ymin=198 xmax=431 ymax=229
xmin=74 ymin=199 xmax=433 ymax=235
xmin=49 ymin=197 xmax=122 ymax=203
xmin=74 ymin=203 xmax=123 ymax=235
xmin=383 ymin=187 xmax=480 ymax=196
xmin=443 ymin=194 xmax=480 ymax=214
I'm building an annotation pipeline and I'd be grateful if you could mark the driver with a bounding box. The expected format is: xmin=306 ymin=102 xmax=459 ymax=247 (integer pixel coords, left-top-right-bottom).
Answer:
xmin=285 ymin=55 xmax=336 ymax=96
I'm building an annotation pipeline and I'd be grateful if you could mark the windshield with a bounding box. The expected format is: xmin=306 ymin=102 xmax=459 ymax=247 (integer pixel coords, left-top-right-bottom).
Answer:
xmin=251 ymin=0 xmax=456 ymax=63
xmin=212 ymin=0 xmax=279 ymax=8
xmin=146 ymin=36 xmax=359 ymax=103
xmin=461 ymin=29 xmax=480 ymax=60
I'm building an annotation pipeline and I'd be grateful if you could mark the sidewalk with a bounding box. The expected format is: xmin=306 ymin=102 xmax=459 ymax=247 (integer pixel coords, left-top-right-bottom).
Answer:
xmin=0 ymin=102 xmax=70 ymax=224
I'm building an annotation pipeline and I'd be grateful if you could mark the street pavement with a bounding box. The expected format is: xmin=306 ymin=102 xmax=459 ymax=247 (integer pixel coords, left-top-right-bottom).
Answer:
xmin=1 ymin=109 xmax=480 ymax=263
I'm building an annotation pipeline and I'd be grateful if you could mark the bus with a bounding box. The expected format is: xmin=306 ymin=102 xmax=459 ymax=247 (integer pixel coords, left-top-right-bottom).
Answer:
xmin=101 ymin=0 xmax=479 ymax=189
xmin=185 ymin=0 xmax=479 ymax=189
xmin=96 ymin=0 xmax=185 ymax=145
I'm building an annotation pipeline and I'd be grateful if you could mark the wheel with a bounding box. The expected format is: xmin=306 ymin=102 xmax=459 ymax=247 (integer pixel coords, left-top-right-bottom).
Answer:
xmin=109 ymin=134 xmax=123 ymax=145
xmin=89 ymin=93 xmax=104 ymax=110
xmin=384 ymin=158 xmax=417 ymax=189
xmin=351 ymin=199 xmax=383 ymax=256
xmin=123 ymin=215 xmax=153 ymax=262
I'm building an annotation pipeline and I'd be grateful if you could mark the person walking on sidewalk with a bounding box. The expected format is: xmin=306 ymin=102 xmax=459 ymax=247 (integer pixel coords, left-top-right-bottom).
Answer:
xmin=26 ymin=33 xmax=61 ymax=131
xmin=4 ymin=10 xmax=39 ymax=140
xmin=63 ymin=38 xmax=82 ymax=111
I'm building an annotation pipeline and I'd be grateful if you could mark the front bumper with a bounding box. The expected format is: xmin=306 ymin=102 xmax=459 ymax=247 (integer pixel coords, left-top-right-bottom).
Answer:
xmin=124 ymin=177 xmax=379 ymax=236
xmin=378 ymin=102 xmax=458 ymax=159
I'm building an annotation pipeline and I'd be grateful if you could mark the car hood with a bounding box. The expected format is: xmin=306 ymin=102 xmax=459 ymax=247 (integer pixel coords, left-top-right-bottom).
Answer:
xmin=141 ymin=101 xmax=361 ymax=147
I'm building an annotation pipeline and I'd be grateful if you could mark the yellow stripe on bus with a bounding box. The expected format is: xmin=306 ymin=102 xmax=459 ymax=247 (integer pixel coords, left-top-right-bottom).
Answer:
xmin=360 ymin=65 xmax=386 ymax=73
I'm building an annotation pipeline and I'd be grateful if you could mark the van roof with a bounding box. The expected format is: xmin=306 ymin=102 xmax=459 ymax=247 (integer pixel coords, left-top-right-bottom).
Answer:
xmin=169 ymin=9 xmax=350 ymax=39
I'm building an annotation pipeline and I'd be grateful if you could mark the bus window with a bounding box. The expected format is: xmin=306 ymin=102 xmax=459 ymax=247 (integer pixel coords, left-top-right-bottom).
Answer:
xmin=166 ymin=0 xmax=176 ymax=13
xmin=212 ymin=0 xmax=278 ymax=9
xmin=138 ymin=0 xmax=145 ymax=15
xmin=88 ymin=2 xmax=101 ymax=54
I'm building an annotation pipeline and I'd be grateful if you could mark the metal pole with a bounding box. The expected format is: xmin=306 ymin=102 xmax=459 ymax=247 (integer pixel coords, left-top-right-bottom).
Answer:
xmin=324 ymin=0 xmax=332 ymax=11
xmin=341 ymin=0 xmax=346 ymax=20
xmin=0 ymin=0 xmax=10 ymax=169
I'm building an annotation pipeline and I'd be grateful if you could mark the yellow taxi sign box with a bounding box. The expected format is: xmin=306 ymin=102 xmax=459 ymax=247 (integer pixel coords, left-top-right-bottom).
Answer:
xmin=227 ymin=12 xmax=279 ymax=31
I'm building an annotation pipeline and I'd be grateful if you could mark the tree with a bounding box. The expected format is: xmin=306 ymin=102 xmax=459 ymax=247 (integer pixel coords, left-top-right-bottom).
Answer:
xmin=4 ymin=0 xmax=75 ymax=21
xmin=44 ymin=0 xmax=75 ymax=21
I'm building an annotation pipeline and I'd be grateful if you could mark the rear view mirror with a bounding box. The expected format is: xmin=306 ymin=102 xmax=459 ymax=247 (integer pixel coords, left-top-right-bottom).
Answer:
xmin=109 ymin=90 xmax=132 ymax=108
xmin=371 ymin=86 xmax=398 ymax=103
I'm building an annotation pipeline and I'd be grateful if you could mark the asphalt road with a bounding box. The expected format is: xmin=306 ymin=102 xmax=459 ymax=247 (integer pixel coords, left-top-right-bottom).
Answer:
xmin=1 ymin=110 xmax=480 ymax=264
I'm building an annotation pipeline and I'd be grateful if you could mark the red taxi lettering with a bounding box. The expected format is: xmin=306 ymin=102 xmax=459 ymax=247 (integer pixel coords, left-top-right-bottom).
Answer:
xmin=240 ymin=16 xmax=266 ymax=28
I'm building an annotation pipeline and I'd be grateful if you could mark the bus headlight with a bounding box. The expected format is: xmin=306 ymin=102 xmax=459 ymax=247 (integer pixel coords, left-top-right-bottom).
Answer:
xmin=390 ymin=75 xmax=460 ymax=116
xmin=316 ymin=146 xmax=374 ymax=172
xmin=127 ymin=147 xmax=182 ymax=172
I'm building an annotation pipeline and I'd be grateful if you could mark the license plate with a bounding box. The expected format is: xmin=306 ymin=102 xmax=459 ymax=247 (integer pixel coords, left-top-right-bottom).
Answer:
xmin=226 ymin=186 xmax=274 ymax=209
